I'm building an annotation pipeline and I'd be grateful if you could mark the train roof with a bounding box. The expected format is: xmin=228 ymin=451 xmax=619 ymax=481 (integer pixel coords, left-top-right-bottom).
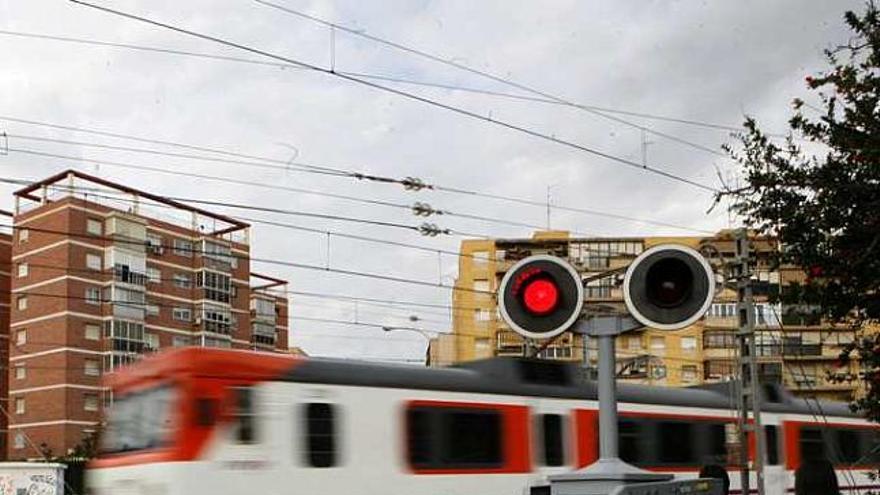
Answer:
xmin=107 ymin=348 xmax=856 ymax=418
xmin=285 ymin=355 xmax=856 ymax=418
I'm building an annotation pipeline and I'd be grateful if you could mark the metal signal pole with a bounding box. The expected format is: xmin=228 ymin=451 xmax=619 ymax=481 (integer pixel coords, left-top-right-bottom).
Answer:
xmin=734 ymin=228 xmax=766 ymax=495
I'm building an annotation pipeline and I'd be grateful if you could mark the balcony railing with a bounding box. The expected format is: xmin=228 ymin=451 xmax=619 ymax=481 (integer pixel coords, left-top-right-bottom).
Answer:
xmin=782 ymin=344 xmax=823 ymax=357
xmin=113 ymin=266 xmax=148 ymax=286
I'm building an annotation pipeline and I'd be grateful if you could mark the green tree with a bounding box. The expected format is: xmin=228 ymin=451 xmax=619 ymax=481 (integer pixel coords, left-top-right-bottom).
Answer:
xmin=723 ymin=2 xmax=880 ymax=422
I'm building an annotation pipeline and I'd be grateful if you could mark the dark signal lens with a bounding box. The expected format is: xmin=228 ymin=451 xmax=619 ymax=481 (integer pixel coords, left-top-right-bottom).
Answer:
xmin=645 ymin=258 xmax=693 ymax=308
xmin=522 ymin=279 xmax=559 ymax=315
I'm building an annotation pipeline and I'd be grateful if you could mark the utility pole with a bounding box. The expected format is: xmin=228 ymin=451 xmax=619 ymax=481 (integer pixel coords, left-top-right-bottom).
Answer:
xmin=545 ymin=183 xmax=559 ymax=230
xmin=640 ymin=129 xmax=654 ymax=168
xmin=734 ymin=228 xmax=766 ymax=495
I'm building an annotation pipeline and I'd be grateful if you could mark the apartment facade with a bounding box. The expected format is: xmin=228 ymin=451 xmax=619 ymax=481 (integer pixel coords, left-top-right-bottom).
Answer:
xmin=0 ymin=210 xmax=13 ymax=458
xmin=6 ymin=171 xmax=290 ymax=459
xmin=436 ymin=229 xmax=863 ymax=401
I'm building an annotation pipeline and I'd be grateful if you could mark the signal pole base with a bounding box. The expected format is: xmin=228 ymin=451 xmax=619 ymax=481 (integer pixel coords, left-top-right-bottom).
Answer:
xmin=549 ymin=458 xmax=671 ymax=495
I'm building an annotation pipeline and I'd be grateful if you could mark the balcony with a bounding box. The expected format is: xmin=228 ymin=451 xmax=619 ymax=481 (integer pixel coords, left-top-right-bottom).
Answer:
xmin=251 ymin=323 xmax=276 ymax=347
xmin=199 ymin=304 xmax=234 ymax=335
xmin=113 ymin=265 xmax=148 ymax=287
xmin=782 ymin=344 xmax=823 ymax=357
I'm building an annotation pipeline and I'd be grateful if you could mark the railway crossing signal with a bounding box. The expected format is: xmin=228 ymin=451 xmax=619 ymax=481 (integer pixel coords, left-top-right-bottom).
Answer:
xmin=498 ymin=254 xmax=584 ymax=340
xmin=623 ymin=244 xmax=716 ymax=330
xmin=498 ymin=245 xmax=724 ymax=495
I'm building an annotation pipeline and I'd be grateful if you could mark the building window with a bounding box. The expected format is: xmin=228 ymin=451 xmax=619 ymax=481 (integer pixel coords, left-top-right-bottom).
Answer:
xmin=14 ymin=365 xmax=25 ymax=380
xmin=650 ymin=336 xmax=665 ymax=351
xmin=16 ymin=296 xmax=27 ymax=311
xmin=16 ymin=329 xmax=26 ymax=345
xmin=16 ymin=263 xmax=28 ymax=278
xmin=84 ymin=359 xmax=100 ymax=376
xmin=145 ymin=304 xmax=160 ymax=317
xmin=146 ymin=267 xmax=161 ymax=284
xmin=86 ymin=218 xmax=103 ymax=236
xmin=475 ymin=338 xmax=491 ymax=356
xmin=146 ymin=333 xmax=160 ymax=351
xmin=15 ymin=398 xmax=24 ymax=415
xmin=173 ymin=307 xmax=192 ymax=322
xmin=85 ymin=287 xmax=101 ymax=305
xmin=18 ymin=228 xmax=28 ymax=243
xmin=473 ymin=279 xmax=490 ymax=292
xmin=146 ymin=233 xmax=163 ymax=255
xmin=173 ymin=238 xmax=193 ymax=257
xmin=198 ymin=271 xmax=232 ymax=303
xmin=86 ymin=253 xmax=102 ymax=271
xmin=628 ymin=336 xmax=642 ymax=350
xmin=303 ymin=403 xmax=337 ymax=467
xmin=681 ymin=365 xmax=698 ymax=382
xmin=173 ymin=273 xmax=192 ymax=289
xmin=172 ymin=336 xmax=190 ymax=347
xmin=84 ymin=393 xmax=99 ymax=412
xmin=85 ymin=324 xmax=100 ymax=341
xmin=475 ymin=309 xmax=491 ymax=322
xmin=681 ymin=336 xmax=697 ymax=352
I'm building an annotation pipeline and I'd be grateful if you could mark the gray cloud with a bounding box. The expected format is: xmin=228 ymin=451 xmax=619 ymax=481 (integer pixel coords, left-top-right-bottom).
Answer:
xmin=0 ymin=0 xmax=862 ymax=360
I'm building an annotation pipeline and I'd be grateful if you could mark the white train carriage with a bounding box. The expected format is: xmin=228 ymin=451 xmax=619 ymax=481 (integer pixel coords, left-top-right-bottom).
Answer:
xmin=88 ymin=348 xmax=880 ymax=495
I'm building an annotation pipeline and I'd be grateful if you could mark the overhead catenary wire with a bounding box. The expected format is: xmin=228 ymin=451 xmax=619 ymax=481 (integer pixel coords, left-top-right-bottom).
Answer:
xmin=0 ymin=260 xmax=493 ymax=319
xmin=255 ymin=0 xmax=728 ymax=159
xmin=0 ymin=29 xmax=754 ymax=135
xmin=0 ymin=175 xmax=653 ymax=263
xmin=66 ymin=0 xmax=720 ymax=194
xmin=0 ymin=222 xmax=495 ymax=296
xmin=0 ymin=116 xmax=717 ymax=234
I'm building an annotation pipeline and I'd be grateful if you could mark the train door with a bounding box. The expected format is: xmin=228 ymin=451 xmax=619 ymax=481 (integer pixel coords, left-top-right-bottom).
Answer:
xmin=762 ymin=423 xmax=786 ymax=493
xmin=531 ymin=399 xmax=573 ymax=477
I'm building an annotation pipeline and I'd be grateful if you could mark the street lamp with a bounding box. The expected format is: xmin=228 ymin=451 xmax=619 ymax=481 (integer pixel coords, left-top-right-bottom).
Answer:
xmin=381 ymin=326 xmax=433 ymax=365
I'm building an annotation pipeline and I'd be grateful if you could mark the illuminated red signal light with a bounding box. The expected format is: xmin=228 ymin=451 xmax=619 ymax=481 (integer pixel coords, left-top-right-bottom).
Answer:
xmin=522 ymin=279 xmax=559 ymax=315
xmin=498 ymin=255 xmax=584 ymax=340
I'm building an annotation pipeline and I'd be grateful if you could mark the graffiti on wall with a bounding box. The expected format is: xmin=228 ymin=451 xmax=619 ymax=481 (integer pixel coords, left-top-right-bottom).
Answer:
xmin=0 ymin=472 xmax=60 ymax=495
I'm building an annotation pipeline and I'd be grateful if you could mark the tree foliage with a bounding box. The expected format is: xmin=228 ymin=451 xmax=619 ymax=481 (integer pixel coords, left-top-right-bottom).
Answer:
xmin=723 ymin=2 xmax=880 ymax=421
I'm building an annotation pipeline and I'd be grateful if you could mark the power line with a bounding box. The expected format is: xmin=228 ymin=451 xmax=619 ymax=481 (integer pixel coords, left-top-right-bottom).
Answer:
xmin=0 ymin=29 xmax=749 ymax=135
xmin=0 ymin=116 xmax=716 ymax=234
xmin=67 ymin=0 xmax=720 ymax=193
xmin=0 ymin=175 xmax=652 ymax=262
xmin=0 ymin=259 xmax=492 ymax=318
xmin=0 ymin=222 xmax=494 ymax=296
xmin=254 ymin=0 xmax=728 ymax=159
xmin=0 ymin=146 xmax=585 ymax=237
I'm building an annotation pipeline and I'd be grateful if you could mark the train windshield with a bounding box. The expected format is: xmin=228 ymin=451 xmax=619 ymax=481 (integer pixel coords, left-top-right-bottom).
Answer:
xmin=101 ymin=385 xmax=177 ymax=454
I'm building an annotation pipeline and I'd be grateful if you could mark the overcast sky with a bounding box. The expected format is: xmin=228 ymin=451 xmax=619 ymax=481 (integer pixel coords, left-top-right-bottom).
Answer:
xmin=0 ymin=0 xmax=863 ymax=362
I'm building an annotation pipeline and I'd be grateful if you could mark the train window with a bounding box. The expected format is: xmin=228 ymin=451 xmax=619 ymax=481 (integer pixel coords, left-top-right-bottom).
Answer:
xmin=835 ymin=429 xmax=861 ymax=463
xmin=618 ymin=420 xmax=642 ymax=464
xmin=706 ymin=423 xmax=728 ymax=464
xmin=537 ymin=414 xmax=565 ymax=467
xmin=765 ymin=425 xmax=779 ymax=465
xmin=658 ymin=422 xmax=694 ymax=464
xmin=406 ymin=406 xmax=502 ymax=469
xmin=861 ymin=430 xmax=880 ymax=463
xmin=799 ymin=427 xmax=825 ymax=461
xmin=303 ymin=403 xmax=337 ymax=468
xmin=233 ymin=387 xmax=257 ymax=444
xmin=195 ymin=398 xmax=217 ymax=427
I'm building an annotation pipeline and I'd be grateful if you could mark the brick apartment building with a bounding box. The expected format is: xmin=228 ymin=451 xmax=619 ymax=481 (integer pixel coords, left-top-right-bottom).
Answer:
xmin=0 ymin=210 xmax=12 ymax=457
xmin=6 ymin=170 xmax=289 ymax=459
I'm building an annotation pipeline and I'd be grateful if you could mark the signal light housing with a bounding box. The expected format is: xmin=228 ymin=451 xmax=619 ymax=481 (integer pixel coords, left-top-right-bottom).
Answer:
xmin=498 ymin=255 xmax=584 ymax=339
xmin=623 ymin=244 xmax=715 ymax=331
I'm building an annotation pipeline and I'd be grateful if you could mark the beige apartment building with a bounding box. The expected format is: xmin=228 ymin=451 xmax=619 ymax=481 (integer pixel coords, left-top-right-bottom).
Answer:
xmin=434 ymin=230 xmax=863 ymax=402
